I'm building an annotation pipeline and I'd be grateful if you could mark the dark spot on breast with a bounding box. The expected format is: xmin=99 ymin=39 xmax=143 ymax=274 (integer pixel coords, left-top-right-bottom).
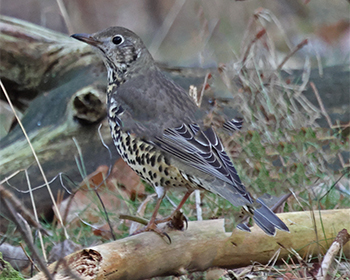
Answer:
xmin=139 ymin=143 xmax=145 ymax=151
xmin=148 ymin=171 xmax=153 ymax=180
xmin=164 ymin=168 xmax=169 ymax=176
xmin=157 ymin=155 xmax=162 ymax=163
xmin=125 ymin=135 xmax=131 ymax=146
xmin=121 ymin=142 xmax=126 ymax=151
xmin=153 ymin=172 xmax=157 ymax=179
xmin=158 ymin=165 xmax=163 ymax=172
xmin=150 ymin=155 xmax=156 ymax=167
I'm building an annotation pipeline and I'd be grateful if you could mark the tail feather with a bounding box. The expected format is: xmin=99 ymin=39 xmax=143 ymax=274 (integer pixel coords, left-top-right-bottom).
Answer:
xmin=236 ymin=222 xmax=251 ymax=233
xmin=201 ymin=179 xmax=289 ymax=235
xmin=253 ymin=198 xmax=289 ymax=235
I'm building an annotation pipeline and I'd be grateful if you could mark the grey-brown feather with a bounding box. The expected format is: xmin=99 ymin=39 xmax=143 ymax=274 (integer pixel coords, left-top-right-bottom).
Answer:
xmin=71 ymin=26 xmax=289 ymax=235
xmin=110 ymin=67 xmax=203 ymax=138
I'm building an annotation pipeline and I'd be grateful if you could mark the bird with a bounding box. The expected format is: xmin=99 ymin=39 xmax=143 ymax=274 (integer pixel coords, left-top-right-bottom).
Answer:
xmin=71 ymin=27 xmax=289 ymax=237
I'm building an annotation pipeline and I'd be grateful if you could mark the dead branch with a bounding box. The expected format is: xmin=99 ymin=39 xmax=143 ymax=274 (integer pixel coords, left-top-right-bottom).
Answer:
xmin=316 ymin=228 xmax=350 ymax=280
xmin=31 ymin=209 xmax=350 ymax=280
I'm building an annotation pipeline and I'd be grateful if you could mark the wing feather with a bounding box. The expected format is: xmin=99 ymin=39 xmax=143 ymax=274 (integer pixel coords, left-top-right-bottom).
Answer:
xmin=155 ymin=123 xmax=252 ymax=202
xmin=223 ymin=118 xmax=243 ymax=133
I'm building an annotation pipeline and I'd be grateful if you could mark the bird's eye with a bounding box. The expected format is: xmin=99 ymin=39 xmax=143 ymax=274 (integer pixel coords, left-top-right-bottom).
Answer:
xmin=112 ymin=35 xmax=124 ymax=45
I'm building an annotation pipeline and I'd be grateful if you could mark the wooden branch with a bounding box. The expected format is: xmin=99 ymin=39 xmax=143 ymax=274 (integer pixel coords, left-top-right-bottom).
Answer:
xmin=316 ymin=229 xmax=350 ymax=279
xmin=30 ymin=209 xmax=350 ymax=280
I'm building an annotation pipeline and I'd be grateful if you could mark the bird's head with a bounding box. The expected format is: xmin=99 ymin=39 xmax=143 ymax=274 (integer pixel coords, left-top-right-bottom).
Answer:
xmin=71 ymin=27 xmax=154 ymax=84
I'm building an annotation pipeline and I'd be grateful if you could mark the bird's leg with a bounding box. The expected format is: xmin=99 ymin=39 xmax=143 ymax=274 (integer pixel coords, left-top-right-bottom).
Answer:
xmin=131 ymin=192 xmax=171 ymax=241
xmin=131 ymin=191 xmax=193 ymax=242
xmin=141 ymin=190 xmax=192 ymax=226
xmin=173 ymin=190 xmax=193 ymax=213
xmin=146 ymin=193 xmax=165 ymax=230
xmin=155 ymin=190 xmax=193 ymax=228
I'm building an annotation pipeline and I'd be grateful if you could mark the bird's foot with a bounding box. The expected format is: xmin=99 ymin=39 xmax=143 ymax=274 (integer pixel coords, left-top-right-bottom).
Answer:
xmin=131 ymin=219 xmax=172 ymax=243
xmin=130 ymin=210 xmax=187 ymax=243
xmin=163 ymin=210 xmax=188 ymax=230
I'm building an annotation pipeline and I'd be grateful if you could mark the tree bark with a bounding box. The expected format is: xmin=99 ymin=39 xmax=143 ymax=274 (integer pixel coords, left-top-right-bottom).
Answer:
xmin=30 ymin=209 xmax=350 ymax=280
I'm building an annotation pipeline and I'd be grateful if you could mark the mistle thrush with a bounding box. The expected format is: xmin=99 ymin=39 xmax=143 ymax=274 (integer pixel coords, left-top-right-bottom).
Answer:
xmin=71 ymin=27 xmax=289 ymax=236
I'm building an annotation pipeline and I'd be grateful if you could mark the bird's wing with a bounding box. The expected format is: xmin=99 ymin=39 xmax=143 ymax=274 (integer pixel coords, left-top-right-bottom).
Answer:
xmin=116 ymin=110 xmax=289 ymax=235
xmin=153 ymin=123 xmax=254 ymax=204
xmin=222 ymin=118 xmax=243 ymax=134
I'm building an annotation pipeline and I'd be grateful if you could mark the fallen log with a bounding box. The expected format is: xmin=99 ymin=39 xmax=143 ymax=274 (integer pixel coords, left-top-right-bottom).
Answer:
xmin=30 ymin=209 xmax=350 ymax=280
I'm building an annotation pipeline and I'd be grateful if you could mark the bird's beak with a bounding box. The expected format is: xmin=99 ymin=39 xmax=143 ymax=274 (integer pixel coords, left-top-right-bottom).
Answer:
xmin=71 ymin=33 xmax=101 ymax=46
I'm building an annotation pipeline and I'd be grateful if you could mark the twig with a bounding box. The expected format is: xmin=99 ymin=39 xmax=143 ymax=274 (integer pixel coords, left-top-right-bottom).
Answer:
xmin=1 ymin=196 xmax=53 ymax=279
xmin=241 ymin=28 xmax=266 ymax=67
xmin=19 ymin=242 xmax=40 ymax=272
xmin=97 ymin=124 xmax=113 ymax=188
xmin=316 ymin=229 xmax=350 ymax=280
xmin=199 ymin=72 xmax=211 ymax=108
xmin=240 ymin=7 xmax=263 ymax=53
xmin=94 ymin=189 xmax=116 ymax=241
xmin=0 ymin=185 xmax=47 ymax=234
xmin=71 ymin=136 xmax=117 ymax=239
xmin=0 ymin=169 xmax=24 ymax=185
xmin=270 ymin=192 xmax=292 ymax=212
xmin=25 ymin=169 xmax=48 ymax=262
xmin=119 ymin=214 xmax=149 ymax=226
xmin=277 ymin=39 xmax=308 ymax=70
xmin=310 ymin=82 xmax=332 ymax=128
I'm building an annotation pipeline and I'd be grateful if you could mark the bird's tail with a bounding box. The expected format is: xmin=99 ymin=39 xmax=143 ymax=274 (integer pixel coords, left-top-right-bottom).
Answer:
xmin=207 ymin=180 xmax=289 ymax=235
xmin=237 ymin=197 xmax=289 ymax=236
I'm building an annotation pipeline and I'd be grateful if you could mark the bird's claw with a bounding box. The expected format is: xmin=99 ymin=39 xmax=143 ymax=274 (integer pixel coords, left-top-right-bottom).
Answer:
xmin=167 ymin=210 xmax=187 ymax=230
xmin=131 ymin=220 xmax=172 ymax=243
